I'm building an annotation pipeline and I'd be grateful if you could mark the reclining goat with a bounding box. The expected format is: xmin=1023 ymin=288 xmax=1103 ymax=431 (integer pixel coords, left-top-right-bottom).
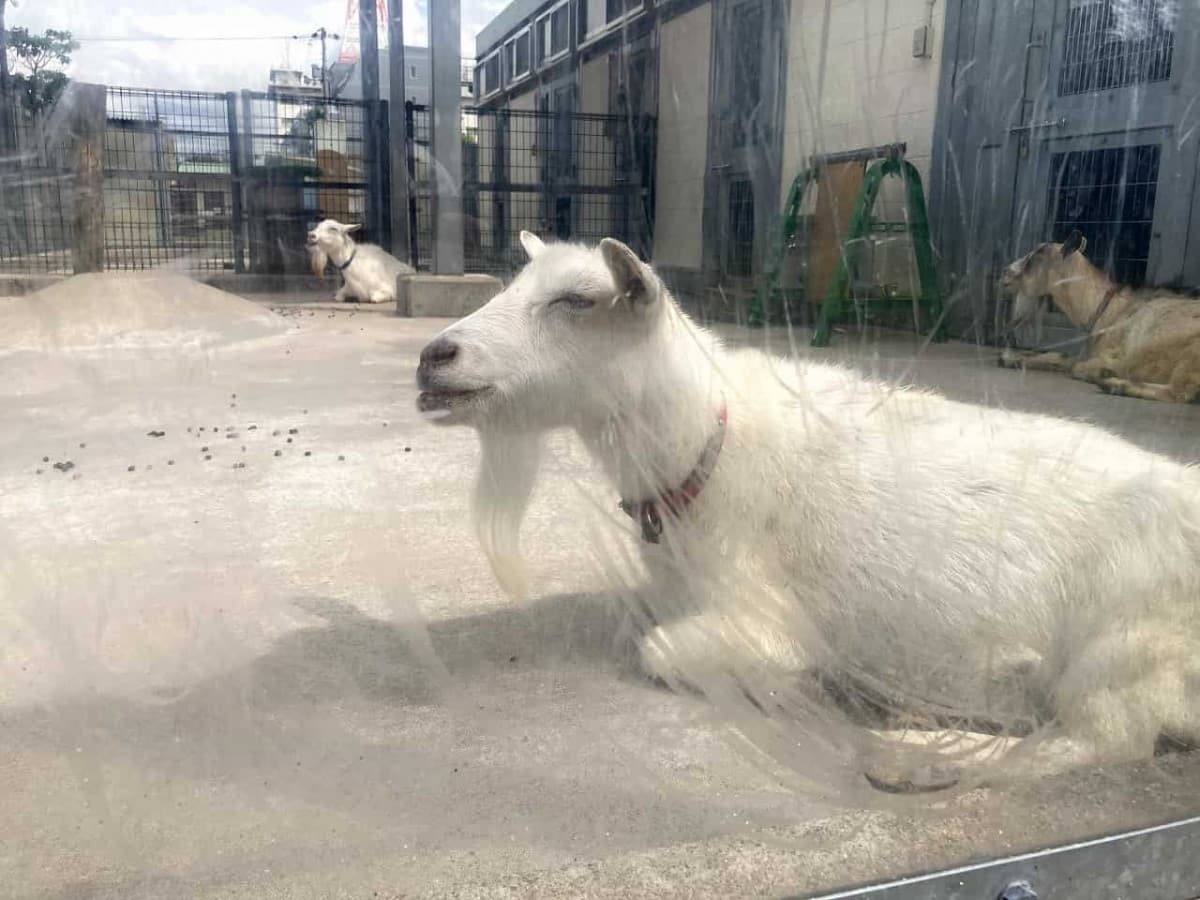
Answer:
xmin=1000 ymin=229 xmax=1200 ymax=402
xmin=307 ymin=218 xmax=414 ymax=304
xmin=417 ymin=232 xmax=1200 ymax=787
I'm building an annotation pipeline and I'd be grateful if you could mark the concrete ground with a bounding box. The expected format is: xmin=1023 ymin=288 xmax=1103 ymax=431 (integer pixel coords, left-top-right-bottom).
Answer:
xmin=2 ymin=275 xmax=1199 ymax=899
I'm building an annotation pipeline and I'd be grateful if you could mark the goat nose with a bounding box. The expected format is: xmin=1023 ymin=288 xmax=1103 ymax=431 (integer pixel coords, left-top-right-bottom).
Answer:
xmin=419 ymin=337 xmax=459 ymax=369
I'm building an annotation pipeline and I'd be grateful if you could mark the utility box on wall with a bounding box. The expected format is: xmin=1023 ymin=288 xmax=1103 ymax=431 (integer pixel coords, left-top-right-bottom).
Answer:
xmin=912 ymin=24 xmax=932 ymax=58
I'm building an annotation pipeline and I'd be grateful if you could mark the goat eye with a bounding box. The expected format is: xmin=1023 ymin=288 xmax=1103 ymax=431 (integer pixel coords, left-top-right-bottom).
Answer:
xmin=551 ymin=294 xmax=595 ymax=311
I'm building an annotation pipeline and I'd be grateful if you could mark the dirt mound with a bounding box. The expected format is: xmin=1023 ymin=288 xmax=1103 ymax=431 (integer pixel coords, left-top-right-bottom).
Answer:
xmin=0 ymin=272 xmax=287 ymax=354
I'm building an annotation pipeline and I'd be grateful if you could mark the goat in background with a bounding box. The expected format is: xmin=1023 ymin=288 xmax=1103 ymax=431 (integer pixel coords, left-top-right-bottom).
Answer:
xmin=307 ymin=219 xmax=415 ymax=304
xmin=1000 ymin=229 xmax=1200 ymax=402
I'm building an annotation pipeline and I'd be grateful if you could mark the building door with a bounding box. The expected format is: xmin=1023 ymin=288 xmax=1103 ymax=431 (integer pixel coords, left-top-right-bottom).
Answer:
xmin=703 ymin=0 xmax=787 ymax=312
xmin=1009 ymin=0 xmax=1197 ymax=287
xmin=931 ymin=0 xmax=1200 ymax=339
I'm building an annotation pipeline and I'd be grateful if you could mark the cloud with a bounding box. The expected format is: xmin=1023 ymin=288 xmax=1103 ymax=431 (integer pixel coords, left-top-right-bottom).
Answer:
xmin=9 ymin=0 xmax=490 ymax=92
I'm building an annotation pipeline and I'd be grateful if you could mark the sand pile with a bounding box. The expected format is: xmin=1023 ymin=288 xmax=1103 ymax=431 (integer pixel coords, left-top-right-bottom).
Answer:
xmin=0 ymin=272 xmax=287 ymax=354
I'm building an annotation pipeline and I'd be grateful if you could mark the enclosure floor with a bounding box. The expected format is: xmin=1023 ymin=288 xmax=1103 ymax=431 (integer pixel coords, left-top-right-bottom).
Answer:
xmin=2 ymin=291 xmax=1199 ymax=899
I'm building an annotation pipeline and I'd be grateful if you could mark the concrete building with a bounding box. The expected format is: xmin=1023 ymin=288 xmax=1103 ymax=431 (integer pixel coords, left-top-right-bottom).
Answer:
xmin=332 ymin=47 xmax=476 ymax=105
xmin=472 ymin=0 xmax=1200 ymax=334
xmin=470 ymin=0 xmax=946 ymax=314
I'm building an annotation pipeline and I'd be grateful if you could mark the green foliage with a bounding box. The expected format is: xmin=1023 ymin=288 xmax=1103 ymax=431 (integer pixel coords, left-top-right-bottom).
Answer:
xmin=5 ymin=26 xmax=78 ymax=113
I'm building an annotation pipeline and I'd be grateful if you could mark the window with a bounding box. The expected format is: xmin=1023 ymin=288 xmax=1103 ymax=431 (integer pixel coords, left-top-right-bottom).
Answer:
xmin=1047 ymin=144 xmax=1161 ymax=285
xmin=537 ymin=0 xmax=571 ymax=65
xmin=479 ymin=51 xmax=501 ymax=96
xmin=580 ymin=0 xmax=642 ymax=39
xmin=504 ymin=28 xmax=532 ymax=83
xmin=1060 ymin=0 xmax=1174 ymax=95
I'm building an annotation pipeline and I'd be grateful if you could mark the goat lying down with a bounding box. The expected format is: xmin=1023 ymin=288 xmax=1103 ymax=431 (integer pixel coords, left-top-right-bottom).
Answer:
xmin=416 ymin=232 xmax=1200 ymax=789
xmin=307 ymin=218 xmax=414 ymax=304
xmin=1001 ymin=229 xmax=1200 ymax=402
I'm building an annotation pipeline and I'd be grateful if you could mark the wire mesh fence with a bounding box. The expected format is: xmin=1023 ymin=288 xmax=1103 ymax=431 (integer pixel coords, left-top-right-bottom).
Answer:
xmin=407 ymin=102 xmax=655 ymax=276
xmin=0 ymin=83 xmax=384 ymax=278
xmin=0 ymin=104 xmax=74 ymax=274
xmin=2 ymin=85 xmax=649 ymax=281
xmin=103 ymin=87 xmax=235 ymax=271
xmin=1059 ymin=0 xmax=1175 ymax=96
xmin=240 ymin=90 xmax=378 ymax=274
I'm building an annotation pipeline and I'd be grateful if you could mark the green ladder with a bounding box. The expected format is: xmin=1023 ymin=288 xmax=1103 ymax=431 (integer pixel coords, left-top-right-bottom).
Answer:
xmin=750 ymin=151 xmax=946 ymax=348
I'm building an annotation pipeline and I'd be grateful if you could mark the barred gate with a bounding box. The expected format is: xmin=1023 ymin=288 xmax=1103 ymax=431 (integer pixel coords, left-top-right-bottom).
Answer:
xmin=0 ymin=83 xmax=384 ymax=276
xmin=405 ymin=102 xmax=655 ymax=276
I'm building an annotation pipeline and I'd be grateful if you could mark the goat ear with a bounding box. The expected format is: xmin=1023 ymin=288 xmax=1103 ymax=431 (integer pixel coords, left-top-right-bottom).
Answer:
xmin=600 ymin=238 xmax=659 ymax=308
xmin=519 ymin=230 xmax=546 ymax=259
xmin=1061 ymin=229 xmax=1085 ymax=257
xmin=342 ymin=223 xmax=363 ymax=234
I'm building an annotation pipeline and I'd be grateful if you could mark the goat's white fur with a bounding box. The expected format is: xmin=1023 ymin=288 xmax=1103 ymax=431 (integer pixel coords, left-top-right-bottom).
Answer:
xmin=307 ymin=218 xmax=414 ymax=304
xmin=417 ymin=232 xmax=1200 ymax=786
xmin=1001 ymin=233 xmax=1200 ymax=402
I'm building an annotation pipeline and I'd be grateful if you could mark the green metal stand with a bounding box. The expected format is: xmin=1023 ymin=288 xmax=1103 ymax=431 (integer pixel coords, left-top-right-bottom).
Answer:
xmin=750 ymin=150 xmax=946 ymax=348
xmin=747 ymin=168 xmax=812 ymax=328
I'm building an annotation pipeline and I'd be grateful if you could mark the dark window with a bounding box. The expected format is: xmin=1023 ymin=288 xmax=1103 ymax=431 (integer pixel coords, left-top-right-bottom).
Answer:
xmin=575 ymin=0 xmax=588 ymax=42
xmin=203 ymin=190 xmax=226 ymax=212
xmin=513 ymin=31 xmax=531 ymax=77
xmin=483 ymin=54 xmax=500 ymax=94
xmin=727 ymin=179 xmax=755 ymax=277
xmin=606 ymin=0 xmax=639 ymax=23
xmin=1047 ymin=143 xmax=1160 ymax=285
xmin=550 ymin=5 xmax=570 ymax=55
xmin=1059 ymin=0 xmax=1174 ymax=95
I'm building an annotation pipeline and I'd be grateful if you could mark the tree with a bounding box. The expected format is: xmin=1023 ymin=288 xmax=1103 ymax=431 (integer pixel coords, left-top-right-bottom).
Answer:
xmin=5 ymin=24 xmax=77 ymax=113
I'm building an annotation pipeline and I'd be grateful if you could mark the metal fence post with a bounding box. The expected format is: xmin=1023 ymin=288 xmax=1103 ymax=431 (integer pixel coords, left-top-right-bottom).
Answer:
xmin=64 ymin=82 xmax=107 ymax=274
xmin=359 ymin=0 xmax=385 ymax=244
xmin=225 ymin=91 xmax=246 ymax=273
xmin=495 ymin=108 xmax=509 ymax=264
xmin=376 ymin=99 xmax=391 ymax=251
xmin=387 ymin=0 xmax=411 ymax=262
xmin=405 ymin=101 xmax=419 ymax=267
xmin=430 ymin=0 xmax=464 ymax=274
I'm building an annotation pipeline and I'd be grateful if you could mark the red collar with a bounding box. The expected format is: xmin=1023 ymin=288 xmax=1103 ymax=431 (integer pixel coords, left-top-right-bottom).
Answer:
xmin=619 ymin=401 xmax=728 ymax=543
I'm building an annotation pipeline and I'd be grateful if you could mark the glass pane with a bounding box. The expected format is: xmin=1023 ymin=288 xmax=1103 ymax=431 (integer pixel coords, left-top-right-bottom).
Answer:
xmin=5 ymin=0 xmax=1200 ymax=896
xmin=551 ymin=6 xmax=570 ymax=55
xmin=514 ymin=31 xmax=530 ymax=76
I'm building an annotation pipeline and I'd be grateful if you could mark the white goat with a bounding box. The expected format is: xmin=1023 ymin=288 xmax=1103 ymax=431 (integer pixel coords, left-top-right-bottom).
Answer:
xmin=307 ymin=218 xmax=414 ymax=304
xmin=1000 ymin=229 xmax=1200 ymax=402
xmin=416 ymin=232 xmax=1200 ymax=789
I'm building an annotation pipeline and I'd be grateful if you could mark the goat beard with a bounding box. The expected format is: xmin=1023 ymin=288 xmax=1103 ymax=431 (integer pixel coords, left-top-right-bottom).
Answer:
xmin=473 ymin=427 xmax=543 ymax=602
xmin=309 ymin=246 xmax=329 ymax=277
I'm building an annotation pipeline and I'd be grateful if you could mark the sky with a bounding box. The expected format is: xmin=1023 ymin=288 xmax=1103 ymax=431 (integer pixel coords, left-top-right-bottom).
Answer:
xmin=7 ymin=0 xmax=508 ymax=92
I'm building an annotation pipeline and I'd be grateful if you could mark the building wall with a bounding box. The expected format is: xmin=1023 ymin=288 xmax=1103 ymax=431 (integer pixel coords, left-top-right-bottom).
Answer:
xmin=781 ymin=0 xmax=944 ymax=190
xmin=653 ymin=3 xmax=711 ymax=271
xmin=580 ymin=52 xmax=610 ymax=115
xmin=780 ymin=0 xmax=945 ymax=293
xmin=579 ymin=53 xmax=614 ymax=239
